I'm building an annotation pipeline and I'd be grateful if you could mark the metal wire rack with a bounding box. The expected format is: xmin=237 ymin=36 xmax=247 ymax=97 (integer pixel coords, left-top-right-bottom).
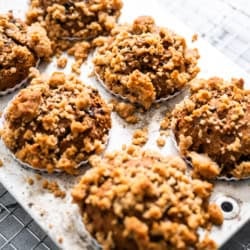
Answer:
xmin=1 ymin=0 xmax=250 ymax=249
xmin=0 ymin=183 xmax=58 ymax=250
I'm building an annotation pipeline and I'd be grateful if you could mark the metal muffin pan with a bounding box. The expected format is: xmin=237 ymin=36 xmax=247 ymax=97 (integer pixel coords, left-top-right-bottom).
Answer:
xmin=0 ymin=0 xmax=250 ymax=249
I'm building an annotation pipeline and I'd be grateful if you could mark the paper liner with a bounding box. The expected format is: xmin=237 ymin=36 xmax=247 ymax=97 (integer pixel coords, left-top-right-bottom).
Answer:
xmin=0 ymin=97 xmax=110 ymax=174
xmin=0 ymin=59 xmax=40 ymax=96
xmin=170 ymin=130 xmax=249 ymax=181
xmin=95 ymin=70 xmax=184 ymax=105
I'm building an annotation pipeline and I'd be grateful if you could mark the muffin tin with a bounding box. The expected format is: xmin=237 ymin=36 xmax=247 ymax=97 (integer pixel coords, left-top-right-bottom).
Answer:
xmin=0 ymin=0 xmax=250 ymax=249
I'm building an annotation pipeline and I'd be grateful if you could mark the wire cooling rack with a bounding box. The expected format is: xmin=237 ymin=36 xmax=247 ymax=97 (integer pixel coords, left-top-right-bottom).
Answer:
xmin=0 ymin=183 xmax=59 ymax=250
xmin=1 ymin=0 xmax=250 ymax=249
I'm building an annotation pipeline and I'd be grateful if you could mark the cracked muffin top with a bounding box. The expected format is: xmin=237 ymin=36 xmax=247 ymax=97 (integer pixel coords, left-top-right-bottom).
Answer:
xmin=172 ymin=77 xmax=250 ymax=179
xmin=93 ymin=16 xmax=200 ymax=109
xmin=1 ymin=71 xmax=111 ymax=173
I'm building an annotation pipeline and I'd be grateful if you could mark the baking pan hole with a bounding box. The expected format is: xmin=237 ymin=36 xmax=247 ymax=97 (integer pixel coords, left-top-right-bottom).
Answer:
xmin=221 ymin=201 xmax=233 ymax=212
xmin=214 ymin=195 xmax=240 ymax=220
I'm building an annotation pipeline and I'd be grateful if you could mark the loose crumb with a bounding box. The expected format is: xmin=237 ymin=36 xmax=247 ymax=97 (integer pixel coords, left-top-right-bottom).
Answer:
xmin=208 ymin=203 xmax=224 ymax=225
xmin=156 ymin=136 xmax=166 ymax=147
xmin=111 ymin=99 xmax=139 ymax=124
xmin=35 ymin=174 xmax=42 ymax=181
xmin=57 ymin=56 xmax=67 ymax=69
xmin=132 ymin=128 xmax=148 ymax=146
xmin=42 ymin=179 xmax=66 ymax=199
xmin=192 ymin=33 xmax=198 ymax=42
xmin=160 ymin=111 xmax=172 ymax=130
xmin=58 ymin=237 xmax=63 ymax=244
xmin=27 ymin=178 xmax=34 ymax=185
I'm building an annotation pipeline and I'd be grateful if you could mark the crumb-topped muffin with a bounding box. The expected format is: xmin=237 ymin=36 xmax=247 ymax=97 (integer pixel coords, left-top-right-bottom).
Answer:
xmin=172 ymin=77 xmax=250 ymax=179
xmin=93 ymin=16 xmax=200 ymax=109
xmin=72 ymin=146 xmax=223 ymax=250
xmin=0 ymin=12 xmax=52 ymax=93
xmin=26 ymin=0 xmax=123 ymax=52
xmin=1 ymin=71 xmax=111 ymax=173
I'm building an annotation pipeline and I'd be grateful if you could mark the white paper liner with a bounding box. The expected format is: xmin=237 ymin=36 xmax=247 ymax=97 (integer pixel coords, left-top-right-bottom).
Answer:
xmin=0 ymin=59 xmax=40 ymax=96
xmin=95 ymin=70 xmax=184 ymax=106
xmin=170 ymin=130 xmax=249 ymax=181
xmin=0 ymin=96 xmax=110 ymax=174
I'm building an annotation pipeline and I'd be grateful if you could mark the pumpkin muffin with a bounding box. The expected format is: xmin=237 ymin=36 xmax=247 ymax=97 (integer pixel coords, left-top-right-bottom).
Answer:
xmin=0 ymin=12 xmax=52 ymax=93
xmin=1 ymin=71 xmax=111 ymax=173
xmin=72 ymin=146 xmax=223 ymax=250
xmin=93 ymin=16 xmax=200 ymax=109
xmin=26 ymin=0 xmax=123 ymax=52
xmin=172 ymin=77 xmax=250 ymax=179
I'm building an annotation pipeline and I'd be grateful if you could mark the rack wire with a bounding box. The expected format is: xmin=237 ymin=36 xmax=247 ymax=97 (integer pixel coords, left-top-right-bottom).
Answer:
xmin=0 ymin=183 xmax=58 ymax=250
xmin=1 ymin=0 xmax=250 ymax=249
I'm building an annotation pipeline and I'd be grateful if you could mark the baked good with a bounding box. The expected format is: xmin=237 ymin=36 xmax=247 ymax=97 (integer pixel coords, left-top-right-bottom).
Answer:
xmin=93 ymin=16 xmax=200 ymax=109
xmin=26 ymin=0 xmax=123 ymax=52
xmin=1 ymin=71 xmax=111 ymax=173
xmin=72 ymin=146 xmax=223 ymax=250
xmin=0 ymin=12 xmax=52 ymax=92
xmin=172 ymin=77 xmax=250 ymax=179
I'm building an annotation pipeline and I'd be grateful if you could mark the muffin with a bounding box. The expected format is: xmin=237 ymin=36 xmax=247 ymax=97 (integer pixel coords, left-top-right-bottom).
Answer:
xmin=26 ymin=0 xmax=123 ymax=52
xmin=72 ymin=146 xmax=223 ymax=250
xmin=172 ymin=77 xmax=250 ymax=179
xmin=1 ymin=71 xmax=111 ymax=173
xmin=93 ymin=16 xmax=200 ymax=109
xmin=0 ymin=12 xmax=52 ymax=93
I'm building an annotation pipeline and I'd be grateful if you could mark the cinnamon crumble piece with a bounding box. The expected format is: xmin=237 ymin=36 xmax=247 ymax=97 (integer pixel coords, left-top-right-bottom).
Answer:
xmin=57 ymin=56 xmax=67 ymax=68
xmin=1 ymin=72 xmax=111 ymax=173
xmin=160 ymin=111 xmax=172 ymax=130
xmin=111 ymin=99 xmax=139 ymax=124
xmin=192 ymin=33 xmax=198 ymax=42
xmin=72 ymin=146 xmax=222 ymax=250
xmin=27 ymin=178 xmax=34 ymax=185
xmin=172 ymin=77 xmax=250 ymax=179
xmin=42 ymin=179 xmax=66 ymax=199
xmin=156 ymin=136 xmax=166 ymax=147
xmin=94 ymin=16 xmax=200 ymax=109
xmin=132 ymin=128 xmax=148 ymax=146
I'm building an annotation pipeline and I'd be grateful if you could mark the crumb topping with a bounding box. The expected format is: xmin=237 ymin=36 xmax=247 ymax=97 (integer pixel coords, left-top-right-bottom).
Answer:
xmin=26 ymin=0 xmax=123 ymax=52
xmin=0 ymin=12 xmax=51 ymax=92
xmin=172 ymin=77 xmax=250 ymax=179
xmin=156 ymin=136 xmax=166 ymax=147
xmin=94 ymin=16 xmax=200 ymax=109
xmin=72 ymin=146 xmax=222 ymax=250
xmin=1 ymin=71 xmax=111 ymax=173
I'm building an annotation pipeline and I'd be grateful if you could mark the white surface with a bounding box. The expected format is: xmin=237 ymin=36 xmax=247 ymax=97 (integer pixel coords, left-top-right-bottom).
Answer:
xmin=0 ymin=0 xmax=250 ymax=249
